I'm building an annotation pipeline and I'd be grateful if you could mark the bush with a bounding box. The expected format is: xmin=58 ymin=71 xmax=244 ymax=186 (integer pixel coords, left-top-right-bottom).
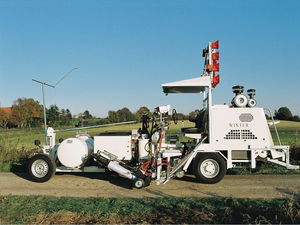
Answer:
xmin=0 ymin=135 xmax=32 ymax=172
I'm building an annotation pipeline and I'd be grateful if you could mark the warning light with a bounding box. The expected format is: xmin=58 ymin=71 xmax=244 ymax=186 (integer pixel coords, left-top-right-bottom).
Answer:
xmin=212 ymin=75 xmax=220 ymax=88
xmin=211 ymin=40 xmax=219 ymax=49
xmin=212 ymin=52 xmax=219 ymax=60
xmin=212 ymin=62 xmax=219 ymax=72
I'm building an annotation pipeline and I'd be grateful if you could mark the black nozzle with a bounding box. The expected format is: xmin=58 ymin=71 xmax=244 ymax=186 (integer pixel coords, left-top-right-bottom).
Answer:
xmin=34 ymin=140 xmax=41 ymax=146
xmin=247 ymin=89 xmax=256 ymax=99
xmin=232 ymin=85 xmax=244 ymax=95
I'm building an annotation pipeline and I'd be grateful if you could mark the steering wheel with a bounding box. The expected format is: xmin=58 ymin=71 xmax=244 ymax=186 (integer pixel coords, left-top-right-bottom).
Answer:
xmin=172 ymin=109 xmax=178 ymax=125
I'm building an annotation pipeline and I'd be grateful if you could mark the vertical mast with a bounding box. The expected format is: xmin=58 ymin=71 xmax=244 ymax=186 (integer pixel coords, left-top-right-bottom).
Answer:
xmin=202 ymin=40 xmax=220 ymax=143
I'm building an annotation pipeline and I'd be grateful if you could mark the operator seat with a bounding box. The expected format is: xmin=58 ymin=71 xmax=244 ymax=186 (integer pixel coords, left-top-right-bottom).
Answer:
xmin=181 ymin=109 xmax=207 ymax=139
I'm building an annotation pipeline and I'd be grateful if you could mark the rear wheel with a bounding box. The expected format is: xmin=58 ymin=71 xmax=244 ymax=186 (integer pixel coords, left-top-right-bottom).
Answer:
xmin=27 ymin=154 xmax=56 ymax=182
xmin=193 ymin=153 xmax=226 ymax=184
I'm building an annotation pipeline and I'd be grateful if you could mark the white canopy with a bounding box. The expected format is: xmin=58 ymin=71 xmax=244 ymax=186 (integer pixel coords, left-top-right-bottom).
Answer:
xmin=162 ymin=76 xmax=211 ymax=94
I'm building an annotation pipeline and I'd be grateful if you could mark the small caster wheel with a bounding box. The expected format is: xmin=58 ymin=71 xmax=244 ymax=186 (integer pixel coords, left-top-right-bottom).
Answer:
xmin=134 ymin=179 xmax=145 ymax=189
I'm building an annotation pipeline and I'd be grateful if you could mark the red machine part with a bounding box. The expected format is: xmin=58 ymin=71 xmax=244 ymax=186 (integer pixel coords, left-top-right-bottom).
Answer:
xmin=212 ymin=62 xmax=219 ymax=72
xmin=212 ymin=75 xmax=220 ymax=88
xmin=212 ymin=52 xmax=219 ymax=60
xmin=211 ymin=40 xmax=220 ymax=88
xmin=211 ymin=40 xmax=219 ymax=49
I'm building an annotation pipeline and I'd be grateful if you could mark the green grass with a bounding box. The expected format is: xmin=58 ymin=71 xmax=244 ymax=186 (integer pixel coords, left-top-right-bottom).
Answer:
xmin=0 ymin=120 xmax=299 ymax=173
xmin=270 ymin=120 xmax=300 ymax=146
xmin=1 ymin=120 xmax=299 ymax=149
xmin=0 ymin=196 xmax=299 ymax=224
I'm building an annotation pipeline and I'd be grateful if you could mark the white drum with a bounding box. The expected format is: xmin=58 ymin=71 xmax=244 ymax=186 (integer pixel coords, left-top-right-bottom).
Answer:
xmin=232 ymin=94 xmax=248 ymax=107
xmin=138 ymin=139 xmax=150 ymax=159
xmin=247 ymin=98 xmax=257 ymax=108
xmin=57 ymin=137 xmax=94 ymax=168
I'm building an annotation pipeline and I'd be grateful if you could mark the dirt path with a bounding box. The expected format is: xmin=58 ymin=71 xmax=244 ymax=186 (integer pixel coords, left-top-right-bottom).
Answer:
xmin=0 ymin=172 xmax=299 ymax=199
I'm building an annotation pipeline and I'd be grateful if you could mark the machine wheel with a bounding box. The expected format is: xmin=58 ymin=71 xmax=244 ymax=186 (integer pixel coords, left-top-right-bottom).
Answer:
xmin=247 ymin=98 xmax=257 ymax=108
xmin=134 ymin=178 xmax=145 ymax=189
xmin=27 ymin=154 xmax=56 ymax=182
xmin=232 ymin=94 xmax=248 ymax=107
xmin=193 ymin=153 xmax=226 ymax=184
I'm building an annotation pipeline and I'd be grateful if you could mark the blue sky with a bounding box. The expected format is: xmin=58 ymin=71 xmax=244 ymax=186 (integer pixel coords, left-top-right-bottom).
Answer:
xmin=0 ymin=0 xmax=299 ymax=117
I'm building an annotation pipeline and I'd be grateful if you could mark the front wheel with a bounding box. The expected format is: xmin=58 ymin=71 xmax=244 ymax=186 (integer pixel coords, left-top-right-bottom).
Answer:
xmin=27 ymin=154 xmax=56 ymax=182
xmin=193 ymin=153 xmax=226 ymax=184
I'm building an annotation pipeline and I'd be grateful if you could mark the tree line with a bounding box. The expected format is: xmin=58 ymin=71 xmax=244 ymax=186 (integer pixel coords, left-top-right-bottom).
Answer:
xmin=0 ymin=98 xmax=74 ymax=128
xmin=0 ymin=98 xmax=156 ymax=128
xmin=274 ymin=107 xmax=300 ymax=122
xmin=0 ymin=98 xmax=299 ymax=129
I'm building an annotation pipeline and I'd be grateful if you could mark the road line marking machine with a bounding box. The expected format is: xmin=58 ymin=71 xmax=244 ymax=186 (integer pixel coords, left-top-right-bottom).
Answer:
xmin=28 ymin=41 xmax=299 ymax=188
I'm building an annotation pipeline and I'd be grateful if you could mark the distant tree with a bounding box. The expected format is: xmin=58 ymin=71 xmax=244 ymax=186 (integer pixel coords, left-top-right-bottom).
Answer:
xmin=11 ymin=98 xmax=43 ymax=128
xmin=117 ymin=107 xmax=135 ymax=122
xmin=291 ymin=115 xmax=300 ymax=122
xmin=135 ymin=106 xmax=151 ymax=121
xmin=177 ymin=113 xmax=187 ymax=121
xmin=76 ymin=113 xmax=83 ymax=119
xmin=59 ymin=108 xmax=72 ymax=125
xmin=108 ymin=108 xmax=135 ymax=123
xmin=47 ymin=105 xmax=60 ymax=126
xmin=66 ymin=109 xmax=72 ymax=120
xmin=0 ymin=109 xmax=10 ymax=128
xmin=83 ymin=110 xmax=92 ymax=119
xmin=108 ymin=110 xmax=118 ymax=123
xmin=10 ymin=108 xmax=26 ymax=128
xmin=274 ymin=107 xmax=293 ymax=120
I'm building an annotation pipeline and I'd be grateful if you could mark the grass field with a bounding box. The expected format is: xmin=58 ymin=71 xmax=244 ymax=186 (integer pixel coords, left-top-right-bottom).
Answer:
xmin=0 ymin=120 xmax=299 ymax=172
xmin=269 ymin=121 xmax=300 ymax=146
xmin=1 ymin=120 xmax=299 ymax=148
xmin=0 ymin=196 xmax=299 ymax=224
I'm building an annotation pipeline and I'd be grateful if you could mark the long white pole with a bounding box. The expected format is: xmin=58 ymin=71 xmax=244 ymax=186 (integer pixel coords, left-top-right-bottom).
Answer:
xmin=32 ymin=67 xmax=79 ymax=145
xmin=42 ymin=84 xmax=48 ymax=145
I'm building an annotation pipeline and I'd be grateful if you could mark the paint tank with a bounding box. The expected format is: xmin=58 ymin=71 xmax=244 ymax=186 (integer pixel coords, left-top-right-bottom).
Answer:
xmin=57 ymin=137 xmax=94 ymax=168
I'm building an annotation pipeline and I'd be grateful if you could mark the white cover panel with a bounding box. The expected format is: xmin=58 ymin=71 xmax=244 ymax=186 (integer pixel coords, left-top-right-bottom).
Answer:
xmin=162 ymin=76 xmax=211 ymax=94
xmin=94 ymin=136 xmax=132 ymax=160
xmin=209 ymin=106 xmax=274 ymax=150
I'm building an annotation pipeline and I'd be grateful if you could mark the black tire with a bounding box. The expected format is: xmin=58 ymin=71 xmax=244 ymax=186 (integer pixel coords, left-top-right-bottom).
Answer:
xmin=134 ymin=178 xmax=145 ymax=189
xmin=27 ymin=154 xmax=56 ymax=182
xmin=193 ymin=153 xmax=226 ymax=184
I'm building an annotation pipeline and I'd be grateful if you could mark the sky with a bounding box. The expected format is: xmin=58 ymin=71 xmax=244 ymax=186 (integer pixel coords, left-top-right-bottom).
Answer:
xmin=0 ymin=0 xmax=299 ymax=117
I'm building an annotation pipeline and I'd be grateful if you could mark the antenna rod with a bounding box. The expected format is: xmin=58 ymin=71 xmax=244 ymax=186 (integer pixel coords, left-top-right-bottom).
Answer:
xmin=32 ymin=67 xmax=79 ymax=145
xmin=54 ymin=67 xmax=79 ymax=87
xmin=32 ymin=79 xmax=55 ymax=88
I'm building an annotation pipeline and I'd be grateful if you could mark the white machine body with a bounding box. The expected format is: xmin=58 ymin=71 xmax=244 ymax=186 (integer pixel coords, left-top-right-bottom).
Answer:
xmin=209 ymin=105 xmax=273 ymax=150
xmin=94 ymin=135 xmax=132 ymax=160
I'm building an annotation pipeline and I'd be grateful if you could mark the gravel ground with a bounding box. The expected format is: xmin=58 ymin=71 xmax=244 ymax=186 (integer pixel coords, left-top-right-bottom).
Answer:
xmin=0 ymin=172 xmax=299 ymax=199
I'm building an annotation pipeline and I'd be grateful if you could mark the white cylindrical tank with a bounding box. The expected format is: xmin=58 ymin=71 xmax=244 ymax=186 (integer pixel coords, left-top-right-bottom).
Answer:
xmin=138 ymin=139 xmax=149 ymax=159
xmin=57 ymin=137 xmax=94 ymax=168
